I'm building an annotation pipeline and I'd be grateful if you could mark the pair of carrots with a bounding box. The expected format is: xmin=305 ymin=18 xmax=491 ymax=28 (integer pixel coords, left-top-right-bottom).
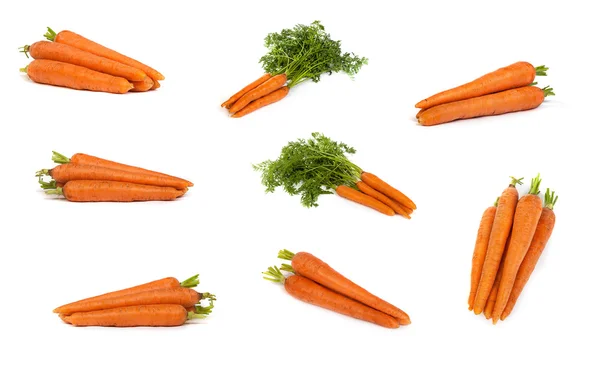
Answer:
xmin=468 ymin=175 xmax=558 ymax=323
xmin=264 ymin=250 xmax=410 ymax=328
xmin=37 ymin=151 xmax=193 ymax=202
xmin=221 ymin=73 xmax=289 ymax=118
xmin=55 ymin=275 xmax=216 ymax=327
xmin=20 ymin=28 xmax=164 ymax=94
xmin=416 ymin=61 xmax=554 ymax=126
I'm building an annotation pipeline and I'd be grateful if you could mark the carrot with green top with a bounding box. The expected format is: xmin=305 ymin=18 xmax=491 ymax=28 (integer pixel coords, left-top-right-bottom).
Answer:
xmin=43 ymin=180 xmax=186 ymax=202
xmin=468 ymin=200 xmax=498 ymax=310
xmin=222 ymin=73 xmax=272 ymax=109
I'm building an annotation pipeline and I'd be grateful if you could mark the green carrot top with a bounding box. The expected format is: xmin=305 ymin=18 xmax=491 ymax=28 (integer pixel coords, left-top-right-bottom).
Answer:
xmin=544 ymin=188 xmax=558 ymax=210
xmin=510 ymin=177 xmax=524 ymax=187
xmin=528 ymin=174 xmax=542 ymax=195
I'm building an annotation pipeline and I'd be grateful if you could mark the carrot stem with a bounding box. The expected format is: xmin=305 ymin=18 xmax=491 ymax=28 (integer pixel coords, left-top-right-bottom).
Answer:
xmin=263 ymin=266 xmax=286 ymax=283
xmin=44 ymin=27 xmax=57 ymax=42
xmin=38 ymin=176 xmax=57 ymax=190
xmin=45 ymin=187 xmax=63 ymax=196
xmin=20 ymin=66 xmax=28 ymax=73
xmin=52 ymin=151 xmax=71 ymax=164
xmin=19 ymin=45 xmax=31 ymax=58
xmin=528 ymin=174 xmax=542 ymax=195
xmin=510 ymin=177 xmax=524 ymax=187
xmin=544 ymin=188 xmax=558 ymax=210
xmin=280 ymin=264 xmax=295 ymax=273
xmin=535 ymin=65 xmax=549 ymax=76
xmin=278 ymin=249 xmax=295 ymax=261
xmin=542 ymin=86 xmax=555 ymax=97
xmin=36 ymin=169 xmax=50 ymax=177
xmin=179 ymin=274 xmax=200 ymax=288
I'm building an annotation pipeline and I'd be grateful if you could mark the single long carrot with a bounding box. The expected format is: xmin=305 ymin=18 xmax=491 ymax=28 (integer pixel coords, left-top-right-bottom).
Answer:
xmin=44 ymin=180 xmax=186 ymax=202
xmin=473 ymin=177 xmax=522 ymax=315
xmin=21 ymin=59 xmax=133 ymax=94
xmin=468 ymin=202 xmax=497 ymax=310
xmin=417 ymin=86 xmax=555 ymax=126
xmin=21 ymin=41 xmax=147 ymax=82
xmin=222 ymin=73 xmax=272 ymax=109
xmin=415 ymin=62 xmax=548 ymax=109
xmin=45 ymin=28 xmax=164 ymax=81
xmin=335 ymin=185 xmax=395 ymax=216
xmin=501 ymin=189 xmax=557 ymax=320
xmin=52 ymin=151 xmax=193 ymax=187
xmin=130 ymin=76 xmax=154 ymax=92
xmin=483 ymin=233 xmax=510 ymax=319
xmin=492 ymin=175 xmax=544 ymax=323
xmin=279 ymin=250 xmax=411 ymax=325
xmin=54 ymin=275 xmax=199 ymax=313
xmin=360 ymin=172 xmax=416 ymax=210
xmin=229 ymin=74 xmax=287 ymax=115
xmin=263 ymin=267 xmax=399 ymax=329
xmin=356 ymin=181 xmax=411 ymax=218
xmin=231 ymin=86 xmax=290 ymax=118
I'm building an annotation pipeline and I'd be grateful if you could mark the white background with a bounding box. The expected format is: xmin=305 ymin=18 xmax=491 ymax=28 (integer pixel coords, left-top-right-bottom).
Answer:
xmin=1 ymin=0 xmax=599 ymax=382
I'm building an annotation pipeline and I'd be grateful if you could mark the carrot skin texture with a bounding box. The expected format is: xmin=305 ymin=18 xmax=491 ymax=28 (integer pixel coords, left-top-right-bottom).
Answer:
xmin=484 ymin=235 xmax=510 ymax=319
xmin=28 ymin=41 xmax=147 ymax=82
xmin=415 ymin=61 xmax=537 ymax=109
xmin=284 ymin=275 xmax=399 ymax=329
xmin=62 ymin=304 xmax=188 ymax=327
xmin=130 ymin=76 xmax=154 ymax=92
xmin=222 ymin=73 xmax=272 ymax=108
xmin=418 ymin=86 xmax=547 ymax=126
xmin=229 ymin=74 xmax=287 ymax=114
xmin=59 ymin=180 xmax=185 ymax=202
xmin=357 ymin=181 xmax=411 ymax=218
xmin=25 ymin=59 xmax=132 ymax=94
xmin=360 ymin=172 xmax=416 ymax=210
xmin=501 ymin=208 xmax=555 ymax=320
xmin=492 ymin=194 xmax=543 ymax=323
xmin=54 ymin=30 xmax=164 ymax=81
xmin=335 ymin=185 xmax=395 ymax=216
xmin=231 ymin=86 xmax=289 ymax=118
xmin=468 ymin=206 xmax=497 ymax=310
xmin=291 ymin=252 xmax=410 ymax=324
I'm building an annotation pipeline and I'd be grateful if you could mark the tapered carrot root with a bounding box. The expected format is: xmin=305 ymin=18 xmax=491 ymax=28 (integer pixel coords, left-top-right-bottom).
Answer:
xmin=62 ymin=304 xmax=192 ymax=327
xmin=484 ymin=238 xmax=509 ymax=319
xmin=360 ymin=172 xmax=416 ymax=210
xmin=45 ymin=180 xmax=185 ymax=202
xmin=22 ymin=59 xmax=133 ymax=94
xmin=150 ymin=80 xmax=160 ymax=90
xmin=335 ymin=185 xmax=395 ymax=216
xmin=229 ymin=74 xmax=287 ymax=114
xmin=222 ymin=73 xmax=272 ymax=108
xmin=130 ymin=76 xmax=154 ymax=92
xmin=356 ymin=181 xmax=411 ymax=218
xmin=231 ymin=86 xmax=289 ymax=118
xmin=468 ymin=203 xmax=497 ymax=310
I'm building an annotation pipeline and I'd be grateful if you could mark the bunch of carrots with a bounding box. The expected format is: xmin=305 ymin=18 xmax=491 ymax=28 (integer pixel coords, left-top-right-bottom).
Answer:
xmin=254 ymin=133 xmax=416 ymax=218
xmin=37 ymin=151 xmax=192 ymax=202
xmin=20 ymin=27 xmax=164 ymax=94
xmin=54 ymin=274 xmax=216 ymax=327
xmin=415 ymin=61 xmax=554 ymax=126
xmin=264 ymin=250 xmax=410 ymax=328
xmin=468 ymin=175 xmax=558 ymax=323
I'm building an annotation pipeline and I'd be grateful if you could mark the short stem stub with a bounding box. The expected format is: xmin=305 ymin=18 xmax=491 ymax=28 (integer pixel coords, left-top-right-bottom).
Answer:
xmin=544 ymin=188 xmax=558 ymax=210
xmin=535 ymin=65 xmax=549 ymax=76
xmin=510 ymin=177 xmax=524 ymax=187
xmin=19 ymin=45 xmax=31 ymax=58
xmin=542 ymin=86 xmax=555 ymax=97
xmin=180 ymin=274 xmax=200 ymax=288
xmin=529 ymin=173 xmax=542 ymax=195
xmin=44 ymin=27 xmax=57 ymax=42
xmin=263 ymin=266 xmax=286 ymax=284
xmin=52 ymin=151 xmax=71 ymax=164
xmin=280 ymin=264 xmax=295 ymax=273
xmin=45 ymin=187 xmax=64 ymax=196
xmin=277 ymin=249 xmax=295 ymax=261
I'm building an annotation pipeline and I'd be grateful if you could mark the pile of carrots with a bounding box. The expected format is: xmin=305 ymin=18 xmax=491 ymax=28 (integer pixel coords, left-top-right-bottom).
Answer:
xmin=37 ymin=151 xmax=192 ymax=202
xmin=264 ymin=250 xmax=410 ymax=328
xmin=468 ymin=175 xmax=558 ymax=323
xmin=20 ymin=27 xmax=164 ymax=94
xmin=55 ymin=274 xmax=216 ymax=327
xmin=415 ymin=61 xmax=554 ymax=126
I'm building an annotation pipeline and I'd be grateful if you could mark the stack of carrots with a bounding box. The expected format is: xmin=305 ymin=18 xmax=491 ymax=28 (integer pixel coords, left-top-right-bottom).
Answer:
xmin=415 ymin=61 xmax=554 ymax=126
xmin=468 ymin=175 xmax=558 ymax=323
xmin=20 ymin=27 xmax=164 ymax=94
xmin=37 ymin=151 xmax=192 ymax=202
xmin=264 ymin=250 xmax=410 ymax=329
xmin=55 ymin=275 xmax=216 ymax=327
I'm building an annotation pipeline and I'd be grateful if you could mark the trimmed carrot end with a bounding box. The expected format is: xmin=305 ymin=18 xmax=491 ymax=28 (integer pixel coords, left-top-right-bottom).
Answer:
xmin=415 ymin=101 xmax=426 ymax=108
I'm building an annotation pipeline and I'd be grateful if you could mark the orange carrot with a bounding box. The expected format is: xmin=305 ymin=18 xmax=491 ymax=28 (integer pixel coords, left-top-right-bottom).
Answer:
xmin=52 ymin=151 xmax=193 ymax=187
xmin=264 ymin=267 xmax=399 ymax=329
xmin=417 ymin=86 xmax=554 ymax=126
xmin=473 ymin=177 xmax=522 ymax=315
xmin=501 ymin=189 xmax=557 ymax=320
xmin=231 ymin=86 xmax=290 ymax=118
xmin=356 ymin=181 xmax=411 ymax=218
xmin=335 ymin=185 xmax=394 ymax=216
xmin=229 ymin=74 xmax=287 ymax=115
xmin=54 ymin=275 xmax=199 ymax=314
xmin=415 ymin=62 xmax=548 ymax=109
xmin=21 ymin=59 xmax=132 ymax=94
xmin=483 ymin=233 xmax=510 ymax=319
xmin=150 ymin=80 xmax=160 ymax=90
xmin=130 ymin=76 xmax=154 ymax=92
xmin=491 ymin=175 xmax=543 ymax=323
xmin=360 ymin=172 xmax=416 ymax=210
xmin=468 ymin=203 xmax=497 ymax=311
xmin=44 ymin=180 xmax=186 ymax=202
xmin=279 ymin=250 xmax=411 ymax=325
xmin=222 ymin=73 xmax=272 ymax=109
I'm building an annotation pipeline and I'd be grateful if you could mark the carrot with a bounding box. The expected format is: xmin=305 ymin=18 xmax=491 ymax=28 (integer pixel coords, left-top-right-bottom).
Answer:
xmin=417 ymin=86 xmax=555 ymax=126
xmin=263 ymin=267 xmax=399 ymax=329
xmin=45 ymin=28 xmax=165 ymax=81
xmin=501 ymin=189 xmax=557 ymax=320
xmin=52 ymin=151 xmax=193 ymax=187
xmin=20 ymin=41 xmax=147 ymax=82
xmin=44 ymin=180 xmax=185 ymax=202
xmin=492 ymin=175 xmax=544 ymax=323
xmin=229 ymin=74 xmax=287 ymax=115
xmin=278 ymin=250 xmax=411 ymax=324
xmin=356 ymin=181 xmax=411 ymax=218
xmin=468 ymin=202 xmax=497 ymax=311
xmin=38 ymin=163 xmax=189 ymax=190
xmin=360 ymin=172 xmax=416 ymax=210
xmin=21 ymin=59 xmax=132 ymax=94
xmin=222 ymin=73 xmax=272 ymax=109
xmin=231 ymin=86 xmax=290 ymax=118
xmin=483 ymin=233 xmax=510 ymax=319
xmin=54 ymin=274 xmax=199 ymax=314
xmin=130 ymin=76 xmax=154 ymax=92
xmin=415 ymin=62 xmax=548 ymax=109
xmin=335 ymin=185 xmax=395 ymax=216
xmin=150 ymin=80 xmax=160 ymax=90
xmin=473 ymin=177 xmax=522 ymax=315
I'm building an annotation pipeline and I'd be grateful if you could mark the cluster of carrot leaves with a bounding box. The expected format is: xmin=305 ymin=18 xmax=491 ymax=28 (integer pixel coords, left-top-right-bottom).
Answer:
xmin=253 ymin=132 xmax=363 ymax=208
xmin=259 ymin=21 xmax=368 ymax=88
